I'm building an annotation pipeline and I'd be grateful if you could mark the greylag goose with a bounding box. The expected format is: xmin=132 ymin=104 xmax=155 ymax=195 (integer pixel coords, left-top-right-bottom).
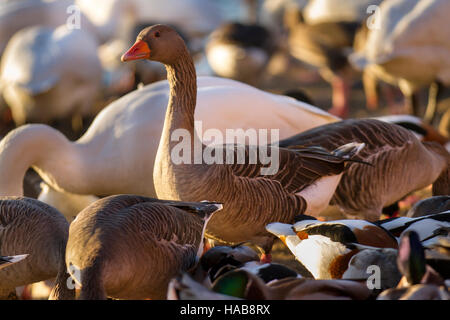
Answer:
xmin=121 ymin=24 xmax=377 ymax=261
xmin=285 ymin=0 xmax=384 ymax=117
xmin=122 ymin=24 xmax=450 ymax=259
xmin=0 ymin=25 xmax=102 ymax=125
xmin=0 ymin=254 xmax=28 ymax=271
xmin=377 ymin=231 xmax=449 ymax=300
xmin=278 ymin=119 xmax=450 ymax=220
xmin=266 ymin=216 xmax=399 ymax=282
xmin=205 ymin=22 xmax=276 ymax=85
xmin=350 ymin=0 xmax=450 ymax=123
xmin=376 ymin=115 xmax=450 ymax=152
xmin=0 ymin=197 xmax=74 ymax=299
xmin=0 ymin=76 xmax=337 ymax=198
xmin=65 ymin=195 xmax=222 ymax=300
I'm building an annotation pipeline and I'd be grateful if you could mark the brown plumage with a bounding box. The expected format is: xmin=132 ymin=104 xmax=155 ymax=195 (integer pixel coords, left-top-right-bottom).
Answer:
xmin=65 ymin=195 xmax=222 ymax=300
xmin=0 ymin=197 xmax=73 ymax=299
xmin=279 ymin=119 xmax=450 ymax=220
xmin=122 ymin=25 xmax=365 ymax=258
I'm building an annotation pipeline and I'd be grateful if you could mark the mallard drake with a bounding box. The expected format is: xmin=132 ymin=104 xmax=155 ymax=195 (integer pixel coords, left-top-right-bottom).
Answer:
xmin=266 ymin=216 xmax=399 ymax=281
xmin=170 ymin=269 xmax=371 ymax=300
xmin=0 ymin=254 xmax=28 ymax=271
xmin=65 ymin=195 xmax=222 ymax=299
xmin=0 ymin=197 xmax=73 ymax=299
xmin=205 ymin=22 xmax=275 ymax=85
xmin=122 ymin=24 xmax=450 ymax=260
xmin=377 ymin=231 xmax=449 ymax=300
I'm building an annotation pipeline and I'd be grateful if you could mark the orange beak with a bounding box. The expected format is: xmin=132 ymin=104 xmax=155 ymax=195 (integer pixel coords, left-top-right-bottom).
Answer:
xmin=121 ymin=40 xmax=151 ymax=62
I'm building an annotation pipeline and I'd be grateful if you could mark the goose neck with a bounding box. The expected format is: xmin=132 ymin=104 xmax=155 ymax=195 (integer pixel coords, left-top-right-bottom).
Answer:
xmin=164 ymin=51 xmax=198 ymax=134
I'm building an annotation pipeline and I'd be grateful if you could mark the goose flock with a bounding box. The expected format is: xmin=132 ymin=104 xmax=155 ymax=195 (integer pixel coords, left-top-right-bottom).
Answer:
xmin=0 ymin=0 xmax=448 ymax=302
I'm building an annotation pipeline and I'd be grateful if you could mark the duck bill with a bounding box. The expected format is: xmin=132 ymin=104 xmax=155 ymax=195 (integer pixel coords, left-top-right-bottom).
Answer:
xmin=121 ymin=40 xmax=151 ymax=62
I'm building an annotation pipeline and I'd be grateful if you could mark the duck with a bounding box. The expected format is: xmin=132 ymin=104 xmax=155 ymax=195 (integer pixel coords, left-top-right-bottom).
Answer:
xmin=284 ymin=0 xmax=384 ymax=118
xmin=122 ymin=24 xmax=450 ymax=260
xmin=377 ymin=231 xmax=449 ymax=300
xmin=0 ymin=25 xmax=103 ymax=126
xmin=374 ymin=210 xmax=450 ymax=248
xmin=205 ymin=22 xmax=276 ymax=85
xmin=266 ymin=216 xmax=399 ymax=281
xmin=193 ymin=244 xmax=259 ymax=284
xmin=65 ymin=195 xmax=222 ymax=300
xmin=349 ymin=0 xmax=450 ymax=123
xmin=0 ymin=197 xmax=74 ymax=299
xmin=0 ymin=254 xmax=28 ymax=271
xmin=0 ymin=74 xmax=338 ymax=198
xmin=169 ymin=269 xmax=371 ymax=300
xmin=167 ymin=272 xmax=242 ymax=300
xmin=406 ymin=196 xmax=450 ymax=218
xmin=194 ymin=244 xmax=299 ymax=285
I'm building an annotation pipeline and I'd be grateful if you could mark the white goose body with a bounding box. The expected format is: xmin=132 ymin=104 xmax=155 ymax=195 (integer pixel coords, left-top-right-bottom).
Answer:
xmin=0 ymin=25 xmax=102 ymax=125
xmin=350 ymin=0 xmax=450 ymax=100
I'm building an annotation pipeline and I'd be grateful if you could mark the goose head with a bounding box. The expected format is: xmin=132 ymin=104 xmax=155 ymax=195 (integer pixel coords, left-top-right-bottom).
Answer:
xmin=121 ymin=25 xmax=186 ymax=65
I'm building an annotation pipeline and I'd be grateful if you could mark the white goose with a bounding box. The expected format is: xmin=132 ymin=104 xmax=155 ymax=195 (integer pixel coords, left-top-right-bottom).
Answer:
xmin=0 ymin=25 xmax=103 ymax=125
xmin=0 ymin=76 xmax=338 ymax=198
xmin=350 ymin=0 xmax=450 ymax=122
xmin=75 ymin=0 xmax=224 ymax=45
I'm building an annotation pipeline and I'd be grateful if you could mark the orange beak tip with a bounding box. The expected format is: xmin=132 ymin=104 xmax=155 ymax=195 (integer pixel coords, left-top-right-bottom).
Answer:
xmin=121 ymin=40 xmax=151 ymax=62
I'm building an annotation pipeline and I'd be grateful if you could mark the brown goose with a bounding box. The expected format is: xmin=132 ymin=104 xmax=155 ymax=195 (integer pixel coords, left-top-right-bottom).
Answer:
xmin=122 ymin=24 xmax=449 ymax=260
xmin=121 ymin=25 xmax=368 ymax=261
xmin=0 ymin=197 xmax=73 ymax=299
xmin=65 ymin=195 xmax=222 ymax=300
xmin=279 ymin=119 xmax=450 ymax=220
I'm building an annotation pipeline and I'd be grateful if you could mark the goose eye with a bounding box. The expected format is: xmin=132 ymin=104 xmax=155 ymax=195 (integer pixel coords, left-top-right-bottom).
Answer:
xmin=155 ymin=31 xmax=160 ymax=38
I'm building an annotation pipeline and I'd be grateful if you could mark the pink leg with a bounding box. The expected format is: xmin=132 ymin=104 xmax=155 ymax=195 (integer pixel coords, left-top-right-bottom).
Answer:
xmin=202 ymin=239 xmax=212 ymax=255
xmin=260 ymin=253 xmax=272 ymax=264
xmin=328 ymin=77 xmax=350 ymax=118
